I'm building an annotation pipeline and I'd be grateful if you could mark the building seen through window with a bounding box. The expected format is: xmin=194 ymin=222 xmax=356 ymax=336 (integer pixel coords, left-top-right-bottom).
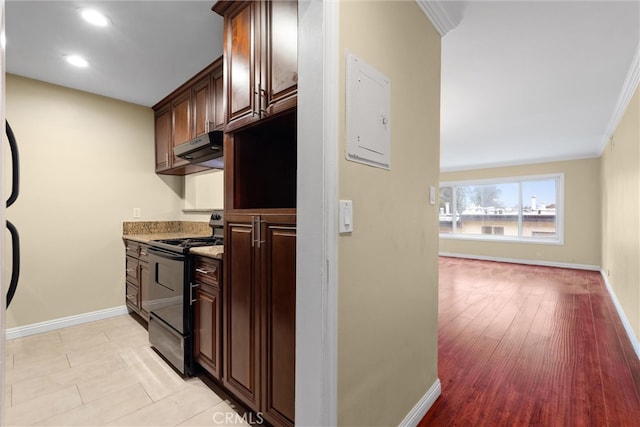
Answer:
xmin=439 ymin=175 xmax=562 ymax=242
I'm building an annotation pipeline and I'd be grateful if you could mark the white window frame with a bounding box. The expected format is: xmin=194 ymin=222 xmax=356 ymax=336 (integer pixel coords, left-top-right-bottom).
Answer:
xmin=439 ymin=173 xmax=564 ymax=245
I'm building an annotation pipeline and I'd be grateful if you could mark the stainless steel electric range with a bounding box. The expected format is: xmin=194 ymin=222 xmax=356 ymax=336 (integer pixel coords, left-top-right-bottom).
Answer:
xmin=146 ymin=211 xmax=223 ymax=375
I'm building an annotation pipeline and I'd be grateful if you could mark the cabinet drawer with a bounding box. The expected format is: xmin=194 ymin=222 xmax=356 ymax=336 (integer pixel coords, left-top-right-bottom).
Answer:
xmin=126 ymin=256 xmax=139 ymax=282
xmin=125 ymin=241 xmax=140 ymax=257
xmin=126 ymin=281 xmax=139 ymax=307
xmin=194 ymin=257 xmax=221 ymax=287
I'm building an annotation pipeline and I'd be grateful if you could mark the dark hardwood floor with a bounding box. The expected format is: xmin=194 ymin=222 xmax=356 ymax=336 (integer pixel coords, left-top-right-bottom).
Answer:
xmin=419 ymin=257 xmax=640 ymax=426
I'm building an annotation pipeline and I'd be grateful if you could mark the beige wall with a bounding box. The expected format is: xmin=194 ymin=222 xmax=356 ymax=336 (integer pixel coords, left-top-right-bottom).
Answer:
xmin=440 ymin=158 xmax=602 ymax=267
xmin=184 ymin=169 xmax=224 ymax=213
xmin=601 ymin=85 xmax=640 ymax=339
xmin=5 ymin=74 xmax=191 ymax=328
xmin=338 ymin=2 xmax=440 ymax=425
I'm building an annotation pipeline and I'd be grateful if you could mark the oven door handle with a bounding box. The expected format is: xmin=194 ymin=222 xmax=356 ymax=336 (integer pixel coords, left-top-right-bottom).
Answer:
xmin=147 ymin=247 xmax=185 ymax=261
xmin=6 ymin=120 xmax=20 ymax=208
xmin=6 ymin=220 xmax=20 ymax=308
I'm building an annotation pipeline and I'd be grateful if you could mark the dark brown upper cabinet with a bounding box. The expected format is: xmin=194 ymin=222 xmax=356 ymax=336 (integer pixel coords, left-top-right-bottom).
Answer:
xmin=213 ymin=1 xmax=298 ymax=133
xmin=154 ymin=103 xmax=171 ymax=172
xmin=153 ymin=56 xmax=223 ymax=176
xmin=171 ymin=88 xmax=192 ymax=170
xmin=192 ymin=76 xmax=211 ymax=138
xmin=212 ymin=66 xmax=225 ymax=131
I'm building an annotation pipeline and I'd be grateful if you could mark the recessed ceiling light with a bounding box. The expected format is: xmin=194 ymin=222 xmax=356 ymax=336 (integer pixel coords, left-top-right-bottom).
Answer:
xmin=65 ymin=55 xmax=89 ymax=68
xmin=80 ymin=9 xmax=110 ymax=27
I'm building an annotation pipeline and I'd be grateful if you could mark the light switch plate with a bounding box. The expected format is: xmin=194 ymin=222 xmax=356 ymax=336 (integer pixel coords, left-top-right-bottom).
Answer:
xmin=429 ymin=186 xmax=436 ymax=205
xmin=339 ymin=200 xmax=353 ymax=233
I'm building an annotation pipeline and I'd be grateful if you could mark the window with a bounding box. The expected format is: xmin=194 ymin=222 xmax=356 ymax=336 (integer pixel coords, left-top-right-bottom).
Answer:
xmin=439 ymin=174 xmax=563 ymax=243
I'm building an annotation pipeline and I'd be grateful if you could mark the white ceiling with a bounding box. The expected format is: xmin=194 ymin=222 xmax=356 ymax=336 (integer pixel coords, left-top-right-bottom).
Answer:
xmin=5 ymin=1 xmax=640 ymax=171
xmin=6 ymin=1 xmax=223 ymax=107
xmin=438 ymin=0 xmax=640 ymax=171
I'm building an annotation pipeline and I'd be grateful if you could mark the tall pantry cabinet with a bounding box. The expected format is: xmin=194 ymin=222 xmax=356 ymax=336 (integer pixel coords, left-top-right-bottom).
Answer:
xmin=224 ymin=212 xmax=296 ymax=426
xmin=213 ymin=2 xmax=298 ymax=427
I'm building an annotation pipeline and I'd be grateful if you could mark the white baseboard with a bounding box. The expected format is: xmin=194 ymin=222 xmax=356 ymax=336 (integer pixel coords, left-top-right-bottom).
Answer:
xmin=399 ymin=378 xmax=441 ymax=427
xmin=5 ymin=305 xmax=129 ymax=340
xmin=600 ymin=272 xmax=640 ymax=361
xmin=439 ymin=252 xmax=601 ymax=271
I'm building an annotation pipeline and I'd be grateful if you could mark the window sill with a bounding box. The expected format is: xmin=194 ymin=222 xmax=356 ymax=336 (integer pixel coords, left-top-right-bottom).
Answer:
xmin=439 ymin=234 xmax=564 ymax=246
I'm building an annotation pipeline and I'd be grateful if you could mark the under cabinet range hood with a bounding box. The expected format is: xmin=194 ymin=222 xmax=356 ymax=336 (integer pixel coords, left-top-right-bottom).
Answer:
xmin=174 ymin=131 xmax=224 ymax=169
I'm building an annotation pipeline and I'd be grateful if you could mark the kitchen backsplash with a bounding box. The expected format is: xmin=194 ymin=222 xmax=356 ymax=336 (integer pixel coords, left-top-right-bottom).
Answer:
xmin=122 ymin=221 xmax=211 ymax=235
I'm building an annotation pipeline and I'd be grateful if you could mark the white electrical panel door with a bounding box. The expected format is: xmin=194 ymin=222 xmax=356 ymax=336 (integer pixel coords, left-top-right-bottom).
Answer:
xmin=346 ymin=52 xmax=391 ymax=170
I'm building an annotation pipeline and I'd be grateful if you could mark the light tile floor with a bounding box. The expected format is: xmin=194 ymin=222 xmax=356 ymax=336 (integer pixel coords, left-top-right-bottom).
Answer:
xmin=3 ymin=314 xmax=250 ymax=426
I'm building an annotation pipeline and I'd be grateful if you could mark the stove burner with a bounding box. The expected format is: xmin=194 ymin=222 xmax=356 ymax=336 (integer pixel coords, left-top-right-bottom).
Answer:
xmin=149 ymin=235 xmax=223 ymax=255
xmin=150 ymin=210 xmax=224 ymax=254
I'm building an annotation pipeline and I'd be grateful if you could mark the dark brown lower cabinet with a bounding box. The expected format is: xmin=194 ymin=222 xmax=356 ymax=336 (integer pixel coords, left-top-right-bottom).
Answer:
xmin=193 ymin=256 xmax=223 ymax=380
xmin=139 ymin=260 xmax=149 ymax=320
xmin=124 ymin=240 xmax=149 ymax=322
xmin=223 ymin=216 xmax=260 ymax=409
xmin=260 ymin=218 xmax=296 ymax=427
xmin=223 ymin=212 xmax=296 ymax=427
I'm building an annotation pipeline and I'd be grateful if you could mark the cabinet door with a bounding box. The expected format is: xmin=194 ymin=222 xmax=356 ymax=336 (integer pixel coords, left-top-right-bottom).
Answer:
xmin=224 ymin=1 xmax=259 ymax=132
xmin=192 ymin=77 xmax=211 ymax=137
xmin=262 ymin=0 xmax=298 ymax=117
xmin=139 ymin=261 xmax=150 ymax=321
xmin=125 ymin=281 xmax=139 ymax=312
xmin=212 ymin=66 xmax=225 ymax=131
xmin=126 ymin=256 xmax=139 ymax=284
xmin=171 ymin=89 xmax=192 ymax=168
xmin=154 ymin=103 xmax=171 ymax=172
xmin=260 ymin=215 xmax=296 ymax=427
xmin=223 ymin=215 xmax=260 ymax=411
xmin=194 ymin=286 xmax=222 ymax=380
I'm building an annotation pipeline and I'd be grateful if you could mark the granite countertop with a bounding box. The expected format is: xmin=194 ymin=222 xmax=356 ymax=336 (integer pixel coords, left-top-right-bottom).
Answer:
xmin=190 ymin=245 xmax=224 ymax=260
xmin=122 ymin=220 xmax=213 ymax=244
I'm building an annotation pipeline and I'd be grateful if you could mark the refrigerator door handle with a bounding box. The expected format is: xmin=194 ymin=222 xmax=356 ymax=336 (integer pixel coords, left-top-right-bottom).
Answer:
xmin=6 ymin=220 xmax=20 ymax=308
xmin=6 ymin=120 xmax=20 ymax=208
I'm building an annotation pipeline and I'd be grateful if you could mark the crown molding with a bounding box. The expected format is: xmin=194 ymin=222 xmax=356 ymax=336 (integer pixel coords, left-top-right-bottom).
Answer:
xmin=600 ymin=42 xmax=640 ymax=154
xmin=416 ymin=0 xmax=456 ymax=36
xmin=440 ymin=152 xmax=601 ymax=173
